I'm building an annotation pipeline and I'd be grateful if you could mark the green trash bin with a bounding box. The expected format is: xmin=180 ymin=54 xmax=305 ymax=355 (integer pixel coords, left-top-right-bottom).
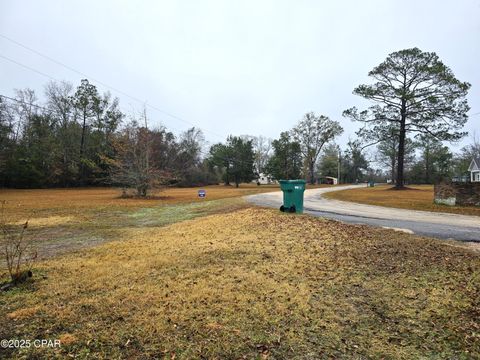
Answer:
xmin=368 ymin=181 xmax=375 ymax=187
xmin=279 ymin=180 xmax=306 ymax=213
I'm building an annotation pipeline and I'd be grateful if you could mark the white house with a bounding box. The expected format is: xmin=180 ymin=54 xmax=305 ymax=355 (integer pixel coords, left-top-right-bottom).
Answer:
xmin=254 ymin=173 xmax=277 ymax=185
xmin=468 ymin=157 xmax=480 ymax=182
xmin=322 ymin=176 xmax=338 ymax=185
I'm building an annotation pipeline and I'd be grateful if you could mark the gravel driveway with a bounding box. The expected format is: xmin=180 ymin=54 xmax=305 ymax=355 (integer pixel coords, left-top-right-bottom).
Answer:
xmin=245 ymin=185 xmax=480 ymax=242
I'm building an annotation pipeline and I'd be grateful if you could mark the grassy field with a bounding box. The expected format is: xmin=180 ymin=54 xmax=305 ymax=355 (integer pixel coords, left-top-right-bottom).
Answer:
xmin=0 ymin=185 xmax=283 ymax=261
xmin=0 ymin=184 xmax=284 ymax=221
xmin=0 ymin=187 xmax=479 ymax=358
xmin=324 ymin=184 xmax=480 ymax=216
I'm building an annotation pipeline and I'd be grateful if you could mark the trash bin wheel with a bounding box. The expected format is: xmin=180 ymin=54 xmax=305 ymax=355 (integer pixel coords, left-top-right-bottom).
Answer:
xmin=289 ymin=205 xmax=296 ymax=213
xmin=279 ymin=205 xmax=285 ymax=212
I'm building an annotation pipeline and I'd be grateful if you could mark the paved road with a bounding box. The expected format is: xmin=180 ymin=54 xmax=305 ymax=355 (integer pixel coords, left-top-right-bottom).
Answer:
xmin=245 ymin=185 xmax=480 ymax=242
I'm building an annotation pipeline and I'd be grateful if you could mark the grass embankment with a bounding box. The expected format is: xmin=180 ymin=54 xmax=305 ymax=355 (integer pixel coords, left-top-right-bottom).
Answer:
xmin=0 ymin=186 xmax=479 ymax=358
xmin=324 ymin=184 xmax=480 ymax=217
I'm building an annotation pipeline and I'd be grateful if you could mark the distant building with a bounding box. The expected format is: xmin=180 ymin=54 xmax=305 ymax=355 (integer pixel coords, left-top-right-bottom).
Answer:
xmin=452 ymin=175 xmax=469 ymax=183
xmin=254 ymin=173 xmax=276 ymax=185
xmin=319 ymin=176 xmax=338 ymax=185
xmin=468 ymin=157 xmax=480 ymax=182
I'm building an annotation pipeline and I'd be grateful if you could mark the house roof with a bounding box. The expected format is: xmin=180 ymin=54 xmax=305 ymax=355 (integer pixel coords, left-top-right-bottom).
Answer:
xmin=469 ymin=157 xmax=480 ymax=171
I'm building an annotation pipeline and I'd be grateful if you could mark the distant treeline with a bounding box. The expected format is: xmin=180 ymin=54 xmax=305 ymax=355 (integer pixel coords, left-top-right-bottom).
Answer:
xmin=1 ymin=77 xmax=478 ymax=191
xmin=0 ymin=79 xmax=364 ymax=191
xmin=0 ymin=79 xmax=223 ymax=189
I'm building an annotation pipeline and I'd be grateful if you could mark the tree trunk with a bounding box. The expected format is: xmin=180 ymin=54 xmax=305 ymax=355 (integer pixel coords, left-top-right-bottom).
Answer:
xmin=137 ymin=185 xmax=147 ymax=197
xmin=79 ymin=110 xmax=87 ymax=185
xmin=391 ymin=158 xmax=395 ymax=183
xmin=63 ymin=151 xmax=68 ymax=187
xmin=395 ymin=103 xmax=407 ymax=189
xmin=62 ymin=119 xmax=69 ymax=187
xmin=390 ymin=146 xmax=396 ymax=183
xmin=80 ymin=111 xmax=86 ymax=158
xmin=309 ymin=160 xmax=315 ymax=184
xmin=224 ymin=165 xmax=230 ymax=185
xmin=425 ymin=147 xmax=430 ymax=184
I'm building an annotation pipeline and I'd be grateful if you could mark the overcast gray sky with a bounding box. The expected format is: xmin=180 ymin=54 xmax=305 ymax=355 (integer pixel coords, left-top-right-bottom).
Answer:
xmin=1 ymin=0 xmax=479 ymax=151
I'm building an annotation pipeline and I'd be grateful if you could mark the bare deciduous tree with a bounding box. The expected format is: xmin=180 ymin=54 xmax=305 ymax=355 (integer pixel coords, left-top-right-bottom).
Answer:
xmin=45 ymin=80 xmax=77 ymax=186
xmin=12 ymin=88 xmax=38 ymax=142
xmin=292 ymin=112 xmax=343 ymax=184
xmin=109 ymin=112 xmax=176 ymax=197
xmin=251 ymin=135 xmax=272 ymax=176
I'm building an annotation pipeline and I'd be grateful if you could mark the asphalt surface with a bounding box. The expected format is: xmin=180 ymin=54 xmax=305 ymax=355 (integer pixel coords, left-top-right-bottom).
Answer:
xmin=245 ymin=185 xmax=480 ymax=242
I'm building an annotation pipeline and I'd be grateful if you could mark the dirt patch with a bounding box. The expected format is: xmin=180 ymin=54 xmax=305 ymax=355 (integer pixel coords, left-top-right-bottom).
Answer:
xmin=0 ymin=197 xmax=252 ymax=268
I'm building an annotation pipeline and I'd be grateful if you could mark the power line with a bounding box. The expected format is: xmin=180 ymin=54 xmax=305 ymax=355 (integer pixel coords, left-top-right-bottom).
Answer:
xmin=0 ymin=93 xmax=196 ymax=150
xmin=2 ymin=94 xmax=262 ymax=170
xmin=0 ymin=33 xmax=225 ymax=140
xmin=0 ymin=54 xmax=58 ymax=82
xmin=0 ymin=92 xmax=211 ymax=149
xmin=0 ymin=51 xmax=220 ymax=139
xmin=0 ymin=93 xmax=186 ymax=134
xmin=0 ymin=94 xmax=49 ymax=112
xmin=0 ymin=54 xmax=187 ymax=134
xmin=0 ymin=94 xmax=251 ymax=165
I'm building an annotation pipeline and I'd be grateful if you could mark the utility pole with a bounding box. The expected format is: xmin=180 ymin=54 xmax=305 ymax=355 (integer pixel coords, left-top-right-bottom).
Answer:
xmin=337 ymin=149 xmax=341 ymax=184
xmin=143 ymin=106 xmax=149 ymax=173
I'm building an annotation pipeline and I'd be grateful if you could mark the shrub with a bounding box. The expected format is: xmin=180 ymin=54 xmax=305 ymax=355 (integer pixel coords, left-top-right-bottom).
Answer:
xmin=0 ymin=201 xmax=37 ymax=284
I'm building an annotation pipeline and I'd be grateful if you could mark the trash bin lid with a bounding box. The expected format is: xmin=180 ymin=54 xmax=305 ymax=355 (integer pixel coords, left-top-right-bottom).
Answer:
xmin=279 ymin=179 xmax=306 ymax=184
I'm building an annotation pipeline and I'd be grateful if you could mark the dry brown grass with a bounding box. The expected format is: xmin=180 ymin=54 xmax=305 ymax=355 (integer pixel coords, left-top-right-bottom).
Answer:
xmin=0 ymin=183 xmax=334 ymax=219
xmin=1 ymin=207 xmax=479 ymax=359
xmin=0 ymin=187 xmax=267 ymax=262
xmin=0 ymin=185 xmax=281 ymax=260
xmin=0 ymin=184 xmax=281 ymax=222
xmin=324 ymin=184 xmax=480 ymax=216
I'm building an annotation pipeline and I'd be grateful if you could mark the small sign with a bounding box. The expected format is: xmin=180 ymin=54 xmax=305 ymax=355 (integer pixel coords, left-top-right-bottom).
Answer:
xmin=198 ymin=189 xmax=206 ymax=198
